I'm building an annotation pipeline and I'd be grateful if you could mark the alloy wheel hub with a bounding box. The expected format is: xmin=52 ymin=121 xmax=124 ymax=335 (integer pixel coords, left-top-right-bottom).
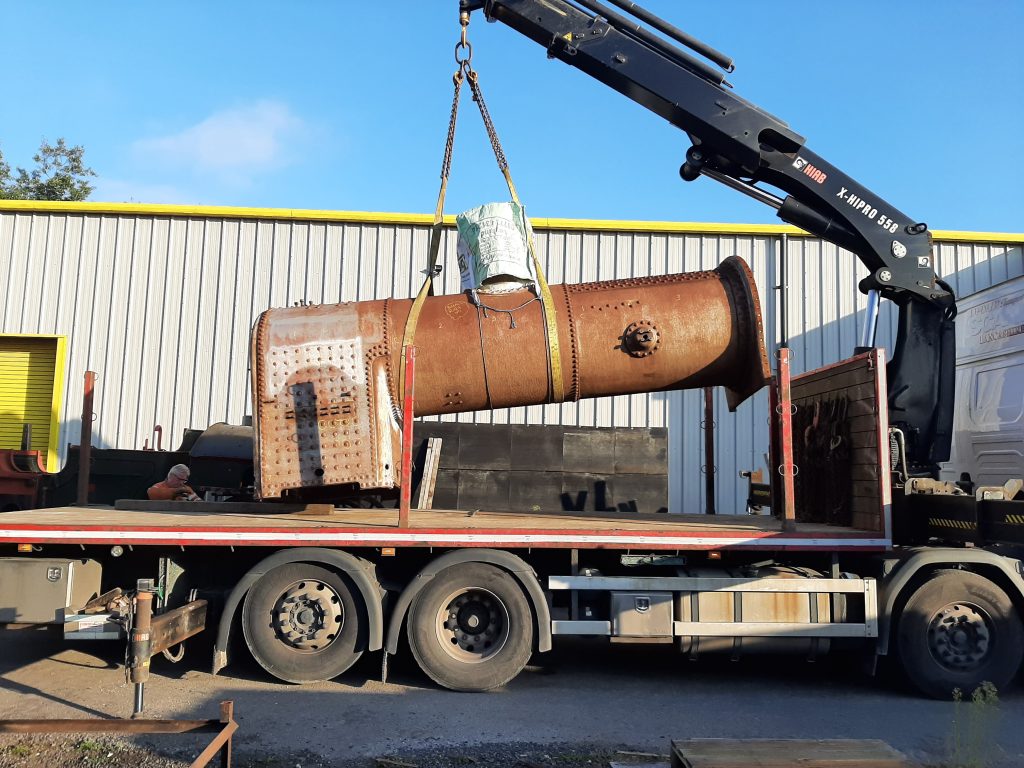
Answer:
xmin=273 ymin=579 xmax=344 ymax=651
xmin=927 ymin=601 xmax=992 ymax=672
xmin=436 ymin=588 xmax=510 ymax=662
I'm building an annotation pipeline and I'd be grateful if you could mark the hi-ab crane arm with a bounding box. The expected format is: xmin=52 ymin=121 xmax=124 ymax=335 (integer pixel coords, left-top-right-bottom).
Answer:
xmin=460 ymin=0 xmax=957 ymax=474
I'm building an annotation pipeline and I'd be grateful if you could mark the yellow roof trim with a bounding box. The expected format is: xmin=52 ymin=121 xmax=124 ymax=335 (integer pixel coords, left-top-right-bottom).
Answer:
xmin=1 ymin=200 xmax=1021 ymax=244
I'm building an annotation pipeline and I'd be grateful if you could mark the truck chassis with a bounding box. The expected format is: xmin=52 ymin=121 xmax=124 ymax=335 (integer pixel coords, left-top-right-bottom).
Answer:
xmin=2 ymin=351 xmax=1022 ymax=699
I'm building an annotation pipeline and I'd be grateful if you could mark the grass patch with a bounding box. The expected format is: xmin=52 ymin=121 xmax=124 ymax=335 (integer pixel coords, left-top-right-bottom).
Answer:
xmin=74 ymin=738 xmax=104 ymax=753
xmin=946 ymin=681 xmax=1001 ymax=768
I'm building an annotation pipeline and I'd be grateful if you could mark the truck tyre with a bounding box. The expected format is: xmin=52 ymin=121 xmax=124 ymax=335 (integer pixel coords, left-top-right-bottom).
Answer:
xmin=242 ymin=562 xmax=365 ymax=683
xmin=408 ymin=562 xmax=533 ymax=692
xmin=896 ymin=569 xmax=1023 ymax=699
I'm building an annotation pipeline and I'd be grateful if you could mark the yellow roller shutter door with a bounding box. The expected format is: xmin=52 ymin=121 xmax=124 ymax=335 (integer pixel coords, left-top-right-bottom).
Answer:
xmin=0 ymin=335 xmax=66 ymax=471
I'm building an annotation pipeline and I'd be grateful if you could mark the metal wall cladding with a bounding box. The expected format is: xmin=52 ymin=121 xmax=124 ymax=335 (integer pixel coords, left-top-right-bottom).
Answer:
xmin=1 ymin=207 xmax=1021 ymax=513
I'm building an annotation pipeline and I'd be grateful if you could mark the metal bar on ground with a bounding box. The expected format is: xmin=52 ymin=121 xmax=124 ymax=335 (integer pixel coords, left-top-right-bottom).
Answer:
xmin=188 ymin=701 xmax=235 ymax=768
xmin=398 ymin=345 xmax=417 ymax=528
xmin=0 ymin=701 xmax=237 ymax=768
xmin=0 ymin=719 xmax=225 ymax=735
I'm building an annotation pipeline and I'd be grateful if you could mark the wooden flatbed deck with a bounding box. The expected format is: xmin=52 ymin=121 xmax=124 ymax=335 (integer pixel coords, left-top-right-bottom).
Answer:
xmin=0 ymin=504 xmax=889 ymax=551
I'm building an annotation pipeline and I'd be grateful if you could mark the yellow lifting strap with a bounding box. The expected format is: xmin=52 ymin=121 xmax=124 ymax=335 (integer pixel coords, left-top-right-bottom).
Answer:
xmin=399 ymin=14 xmax=564 ymax=403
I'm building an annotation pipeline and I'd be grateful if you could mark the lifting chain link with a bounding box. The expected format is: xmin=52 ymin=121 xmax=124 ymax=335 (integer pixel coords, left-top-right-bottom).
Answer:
xmin=466 ymin=69 xmax=509 ymax=173
xmin=453 ymin=11 xmax=508 ymax=175
xmin=439 ymin=69 xmax=464 ymax=187
xmin=455 ymin=11 xmax=473 ymax=65
xmin=402 ymin=11 xmax=565 ymax=403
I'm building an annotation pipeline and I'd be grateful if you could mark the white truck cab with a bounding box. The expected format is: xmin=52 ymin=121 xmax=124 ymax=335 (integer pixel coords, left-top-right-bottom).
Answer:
xmin=942 ymin=274 xmax=1024 ymax=486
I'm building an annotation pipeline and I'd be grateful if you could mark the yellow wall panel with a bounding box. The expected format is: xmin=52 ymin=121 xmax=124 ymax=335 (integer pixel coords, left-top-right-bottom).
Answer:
xmin=0 ymin=335 xmax=65 ymax=471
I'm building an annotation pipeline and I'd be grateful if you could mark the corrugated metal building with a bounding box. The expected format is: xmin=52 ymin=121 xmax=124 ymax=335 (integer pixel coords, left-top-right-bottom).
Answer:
xmin=1 ymin=200 xmax=1022 ymax=513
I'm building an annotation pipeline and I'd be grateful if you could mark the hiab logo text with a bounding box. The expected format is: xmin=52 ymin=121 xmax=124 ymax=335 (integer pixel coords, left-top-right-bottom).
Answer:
xmin=792 ymin=156 xmax=827 ymax=184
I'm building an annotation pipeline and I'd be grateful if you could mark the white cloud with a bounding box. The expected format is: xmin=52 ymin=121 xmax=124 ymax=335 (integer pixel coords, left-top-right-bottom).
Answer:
xmin=133 ymin=100 xmax=306 ymax=178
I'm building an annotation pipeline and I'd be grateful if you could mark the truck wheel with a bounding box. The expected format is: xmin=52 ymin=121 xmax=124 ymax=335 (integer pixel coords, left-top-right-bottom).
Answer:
xmin=242 ymin=563 xmax=365 ymax=683
xmin=408 ymin=562 xmax=533 ymax=691
xmin=897 ymin=569 xmax=1023 ymax=699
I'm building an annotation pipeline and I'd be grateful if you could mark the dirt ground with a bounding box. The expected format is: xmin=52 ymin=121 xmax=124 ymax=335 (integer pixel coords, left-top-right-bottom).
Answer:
xmin=1 ymin=628 xmax=1022 ymax=767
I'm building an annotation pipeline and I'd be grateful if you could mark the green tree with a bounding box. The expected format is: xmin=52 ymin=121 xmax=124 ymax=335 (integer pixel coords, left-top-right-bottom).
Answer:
xmin=0 ymin=138 xmax=96 ymax=201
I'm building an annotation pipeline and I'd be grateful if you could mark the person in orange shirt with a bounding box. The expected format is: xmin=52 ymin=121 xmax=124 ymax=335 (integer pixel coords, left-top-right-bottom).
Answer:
xmin=147 ymin=464 xmax=200 ymax=501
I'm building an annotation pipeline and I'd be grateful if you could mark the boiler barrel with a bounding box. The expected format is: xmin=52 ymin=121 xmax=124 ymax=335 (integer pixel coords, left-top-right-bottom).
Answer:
xmin=251 ymin=255 xmax=769 ymax=497
xmin=385 ymin=254 xmax=768 ymax=414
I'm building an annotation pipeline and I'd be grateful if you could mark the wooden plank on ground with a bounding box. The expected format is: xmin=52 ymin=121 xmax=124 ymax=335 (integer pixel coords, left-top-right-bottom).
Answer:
xmin=671 ymin=738 xmax=907 ymax=768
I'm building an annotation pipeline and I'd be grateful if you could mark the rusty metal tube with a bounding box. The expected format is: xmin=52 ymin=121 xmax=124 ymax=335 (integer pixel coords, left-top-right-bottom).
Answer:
xmin=76 ymin=371 xmax=96 ymax=506
xmin=129 ymin=590 xmax=154 ymax=718
xmin=251 ymin=256 xmax=768 ymax=497
xmin=381 ymin=255 xmax=768 ymax=414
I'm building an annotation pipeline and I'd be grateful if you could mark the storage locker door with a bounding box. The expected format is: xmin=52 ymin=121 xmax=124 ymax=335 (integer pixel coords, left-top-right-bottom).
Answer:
xmin=0 ymin=336 xmax=64 ymax=471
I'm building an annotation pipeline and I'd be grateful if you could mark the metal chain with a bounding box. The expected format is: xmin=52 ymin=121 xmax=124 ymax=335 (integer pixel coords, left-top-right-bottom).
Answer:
xmin=465 ymin=69 xmax=509 ymax=173
xmin=401 ymin=19 xmax=472 ymax=397
xmin=439 ymin=70 xmax=464 ymax=185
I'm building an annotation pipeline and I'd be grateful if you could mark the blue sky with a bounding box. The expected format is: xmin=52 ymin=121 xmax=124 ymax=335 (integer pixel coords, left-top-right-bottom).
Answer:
xmin=4 ymin=1 xmax=1022 ymax=232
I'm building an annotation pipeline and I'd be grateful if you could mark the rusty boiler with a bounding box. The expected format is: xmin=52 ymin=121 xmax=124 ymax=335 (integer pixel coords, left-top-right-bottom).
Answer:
xmin=251 ymin=255 xmax=769 ymax=499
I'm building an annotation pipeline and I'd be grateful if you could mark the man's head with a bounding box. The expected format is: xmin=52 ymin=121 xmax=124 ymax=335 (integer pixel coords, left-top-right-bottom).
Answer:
xmin=166 ymin=464 xmax=190 ymax=488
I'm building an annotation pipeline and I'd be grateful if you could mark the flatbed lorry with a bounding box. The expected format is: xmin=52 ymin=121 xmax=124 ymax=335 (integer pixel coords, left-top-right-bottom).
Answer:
xmin=2 ymin=350 xmax=1022 ymax=698
xmin=2 ymin=0 xmax=1023 ymax=700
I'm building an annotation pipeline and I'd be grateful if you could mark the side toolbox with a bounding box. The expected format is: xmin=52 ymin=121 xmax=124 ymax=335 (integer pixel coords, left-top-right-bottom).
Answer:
xmin=0 ymin=558 xmax=102 ymax=623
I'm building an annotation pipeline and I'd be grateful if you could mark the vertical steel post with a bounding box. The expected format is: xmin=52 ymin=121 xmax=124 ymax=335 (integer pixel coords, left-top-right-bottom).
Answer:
xmin=219 ymin=701 xmax=234 ymax=768
xmin=398 ymin=346 xmax=417 ymax=528
xmin=779 ymin=234 xmax=789 ymax=348
xmin=777 ymin=347 xmax=797 ymax=532
xmin=702 ymin=387 xmax=715 ymax=515
xmin=129 ymin=589 xmax=154 ymax=718
xmin=76 ymin=371 xmax=96 ymax=506
xmin=774 ymin=233 xmax=798 ymax=528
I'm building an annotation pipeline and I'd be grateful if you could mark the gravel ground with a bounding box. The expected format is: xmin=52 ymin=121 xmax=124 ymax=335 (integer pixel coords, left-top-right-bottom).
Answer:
xmin=0 ymin=738 xmax=668 ymax=768
xmin=1 ymin=629 xmax=1022 ymax=767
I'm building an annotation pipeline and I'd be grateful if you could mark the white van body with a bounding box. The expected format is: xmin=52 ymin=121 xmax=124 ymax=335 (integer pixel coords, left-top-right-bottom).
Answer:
xmin=940 ymin=274 xmax=1024 ymax=486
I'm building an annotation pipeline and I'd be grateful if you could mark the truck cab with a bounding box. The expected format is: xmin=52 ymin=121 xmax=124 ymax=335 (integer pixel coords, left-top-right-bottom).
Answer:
xmin=941 ymin=275 xmax=1024 ymax=487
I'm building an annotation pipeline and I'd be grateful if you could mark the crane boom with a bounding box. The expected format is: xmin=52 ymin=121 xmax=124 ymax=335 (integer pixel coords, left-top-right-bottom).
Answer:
xmin=461 ymin=0 xmax=957 ymax=473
